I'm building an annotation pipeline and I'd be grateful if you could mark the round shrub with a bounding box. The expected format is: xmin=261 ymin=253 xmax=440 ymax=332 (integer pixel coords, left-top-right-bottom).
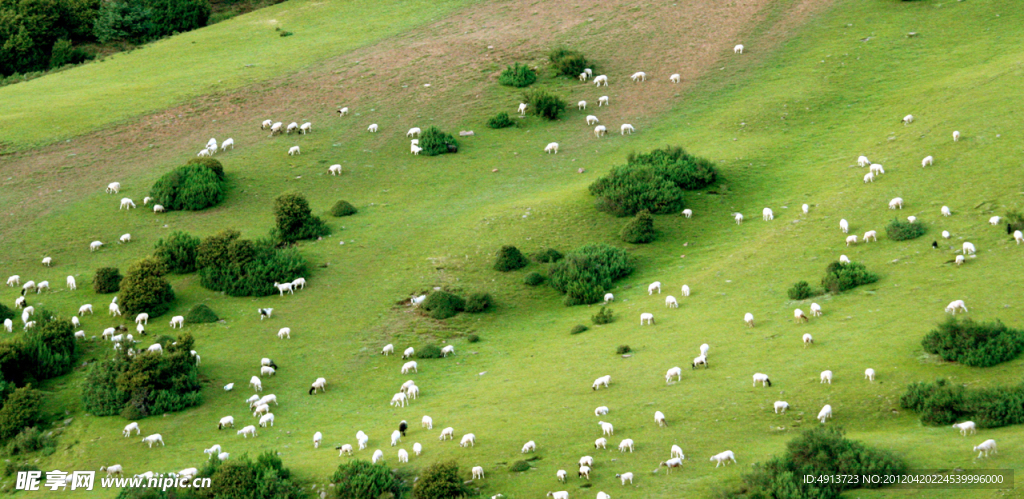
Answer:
xmin=787 ymin=280 xmax=820 ymax=300
xmin=416 ymin=344 xmax=443 ymax=359
xmin=592 ymin=307 xmax=614 ymax=325
xmin=413 ymin=461 xmax=468 ymax=499
xmin=119 ymin=257 xmax=175 ymax=318
xmin=186 ymin=157 xmax=225 ymax=180
xmin=93 ymin=267 xmax=123 ymax=294
xmin=570 ymin=324 xmax=588 ymax=335
xmin=184 ymin=304 xmax=218 ymax=324
xmin=533 ymin=248 xmax=563 ymax=263
xmin=464 ymin=293 xmax=493 ymax=313
xmin=524 ymin=272 xmax=545 ymax=286
xmin=466 ymin=334 xmax=480 ymax=343
xmin=0 ymin=387 xmax=43 ymax=441
xmin=329 ymin=200 xmax=357 ymax=217
xmin=494 ymin=245 xmax=529 ymax=272
xmin=921 ymin=318 xmax=1024 ymax=367
xmin=331 ymin=459 xmax=403 ymax=499
xmin=196 ymin=231 xmax=308 ymax=297
xmin=419 ymin=127 xmax=459 ymax=156
xmin=498 ymin=63 xmax=537 ymax=88
xmin=487 ymin=112 xmax=515 ymax=129
xmin=150 ymin=163 xmax=225 ymax=211
xmin=421 ymin=292 xmax=465 ymax=320
xmin=154 ymin=231 xmax=201 ymax=274
xmin=272 ymin=192 xmax=330 ymax=243
xmin=620 ymin=210 xmax=656 ymax=244
xmin=886 ymin=218 xmax=926 ymax=241
xmin=548 ymin=244 xmax=633 ymax=306
xmin=822 ymin=261 xmax=878 ymax=294
xmin=508 ymin=460 xmax=530 ymax=472
xmin=589 ymin=147 xmax=717 ymax=217
xmin=549 ymin=48 xmax=591 ymax=77
xmin=616 ymin=345 xmax=631 ymax=355
xmin=523 ymin=90 xmax=566 ymax=120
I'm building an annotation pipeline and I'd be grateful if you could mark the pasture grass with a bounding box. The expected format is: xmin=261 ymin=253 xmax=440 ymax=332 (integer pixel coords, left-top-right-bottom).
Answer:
xmin=1 ymin=0 xmax=1024 ymax=498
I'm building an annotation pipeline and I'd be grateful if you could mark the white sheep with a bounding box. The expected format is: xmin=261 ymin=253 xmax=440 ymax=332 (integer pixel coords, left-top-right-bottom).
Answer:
xmin=640 ymin=312 xmax=654 ymax=325
xmin=654 ymin=411 xmax=667 ymax=427
xmin=106 ymin=182 xmax=121 ymax=194
xmin=402 ymin=347 xmax=415 ymax=359
xmin=153 ymin=204 xmax=165 ymax=213
xmin=545 ymin=142 xmax=559 ymax=154
xmin=734 ymin=212 xmax=744 ymax=224
xmin=218 ymin=452 xmax=229 ymax=461
xmin=593 ymin=75 xmax=609 ymax=86
xmin=367 ymin=124 xmax=378 ymax=133
xmin=818 ymin=404 xmax=833 ymax=424
xmin=733 ymin=43 xmax=745 ymax=53
xmin=753 ymin=373 xmax=772 ymax=387
xmin=839 ymin=219 xmax=849 ymax=233
xmin=311 ymin=378 xmax=327 ymax=393
xmin=382 ymin=344 xmax=394 ymax=355
xmin=3 ymin=320 xmax=12 ymax=333
xmin=147 ymin=343 xmax=163 ymax=354
xmin=809 ymin=303 xmax=822 ymax=317
xmin=329 ymin=164 xmax=342 ymax=175
xmin=110 ymin=302 xmax=122 ymax=316
xmin=273 ymin=281 xmax=294 ymax=295
xmin=406 ymin=127 xmax=421 ymax=138
xmin=40 ymin=256 xmax=52 ymax=267
xmin=439 ymin=427 xmax=455 ymax=440
xmin=411 ymin=145 xmax=422 ymax=155
xmin=21 ymin=321 xmax=36 ymax=331
xmin=169 ymin=315 xmax=184 ymax=328
xmin=870 ymin=163 xmax=885 ymax=175
xmin=585 ymin=115 xmax=599 ymax=125
xmin=711 ymin=450 xmax=737 ymax=468
xmin=598 ymin=95 xmax=609 ymax=106
xmin=803 ymin=333 xmax=814 ymax=348
xmin=299 ymin=122 xmax=312 ymax=134
xmin=518 ymin=103 xmax=528 ymax=115
xmin=218 ymin=416 xmax=235 ymax=429
xmin=665 ymin=367 xmax=682 ymax=383
xmin=90 ymin=240 xmax=104 ymax=252
xmin=846 ymin=235 xmax=858 ymax=246
xmin=460 ymin=433 xmax=475 ymax=447
xmin=1015 ymin=230 xmax=1024 ymax=244
xmin=953 ymin=421 xmax=976 ymax=436
xmin=774 ymin=401 xmax=789 ymax=414
xmin=391 ymin=430 xmax=402 ymax=446
xmin=285 ymin=122 xmax=299 ymax=134
xmin=401 ymin=361 xmax=418 ymax=374
xmin=197 ymin=148 xmax=213 ymax=158
xmin=249 ymin=376 xmax=262 ymax=392
xmin=221 ymin=138 xmax=234 ymax=151
xmin=441 ymin=345 xmax=455 ymax=357
xmin=522 ymin=440 xmax=536 ymax=453
xmin=579 ymin=456 xmax=594 ymax=468
xmin=864 ymin=230 xmax=877 ymax=242
xmin=123 ymin=422 xmax=141 ymax=437
xmin=856 ymin=156 xmax=870 ymax=167
xmin=595 ymin=437 xmax=607 ymax=449
xmin=839 ymin=255 xmax=851 ymax=265
xmin=630 ymin=71 xmax=647 ymax=82
xmin=620 ymin=124 xmax=634 ymax=135
xmin=865 ymin=368 xmax=876 ymax=382
xmin=269 ymin=122 xmax=283 ymax=135
xmin=547 ymin=492 xmax=569 ymax=499
xmin=118 ymin=233 xmax=131 ymax=244
xmin=908 ymin=216 xmax=917 ymax=224
xmin=945 ymin=300 xmax=968 ymax=315
xmin=670 ymin=73 xmax=681 ymax=83
xmin=648 ymin=281 xmax=661 ymax=294
xmin=863 ymin=172 xmax=874 ymax=183
xmin=71 ymin=316 xmax=80 ymax=327
xmin=397 ymin=448 xmax=409 ymax=463
xmin=204 ymin=445 xmax=223 ymax=459
xmin=5 ymin=275 xmax=18 ymax=287
xmin=661 ymin=458 xmax=684 ymax=473
xmin=922 ymin=156 xmax=934 ymax=167
xmin=594 ymin=125 xmax=607 ymax=137
xmin=902 ymin=114 xmax=913 ymax=125
xmin=253 ymin=404 xmax=270 ymax=418
xmin=802 ymin=203 xmax=810 ymax=214
xmin=259 ymin=413 xmax=275 ymax=427
xmin=683 ymin=209 xmax=693 ymax=218
xmin=578 ymin=100 xmax=587 ymax=110
xmin=579 ymin=72 xmax=589 ymax=81
xmin=794 ymin=308 xmax=808 ymax=323
xmin=337 ymin=444 xmax=352 ymax=456
xmin=413 ymin=442 xmax=423 ymax=456
xmin=665 ymin=296 xmax=678 ymax=308
xmin=338 ymin=107 xmax=349 ymax=116
xmin=956 ymin=255 xmax=965 ymax=266
xmin=692 ymin=354 xmax=708 ymax=369
xmin=422 ymin=415 xmax=433 ymax=429
xmin=820 ymin=370 xmax=833 ymax=384
xmin=390 ymin=392 xmax=408 ymax=407
xmin=989 ymin=215 xmax=1001 ymax=226
xmin=470 ymin=466 xmax=484 ymax=480
xmin=953 ymin=130 xmax=960 ymax=141
xmin=598 ymin=421 xmax=614 ymax=436
xmin=889 ymin=197 xmax=903 ymax=209
xmin=287 ymin=146 xmax=300 ymax=156
xmin=593 ymin=375 xmax=611 ymax=390
xmin=595 ymin=406 xmax=609 ymax=416
xmin=100 ymin=465 xmax=124 ymax=477
xmin=974 ymin=439 xmax=997 ymax=458
xmin=134 ymin=313 xmax=148 ymax=325
xmin=258 ymin=394 xmax=278 ymax=406
xmin=312 ymin=431 xmax=322 ymax=448
xmin=556 ymin=469 xmax=567 ymax=482
xmin=963 ymin=242 xmax=976 ymax=255
xmin=763 ymin=207 xmax=774 ymax=221
xmin=142 ymin=434 xmax=165 ymax=447
xmin=260 ymin=366 xmax=276 ymax=377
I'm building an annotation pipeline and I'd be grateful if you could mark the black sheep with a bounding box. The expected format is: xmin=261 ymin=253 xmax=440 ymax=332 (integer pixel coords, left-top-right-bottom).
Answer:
xmin=399 ymin=420 xmax=408 ymax=436
xmin=932 ymin=241 xmax=938 ymax=249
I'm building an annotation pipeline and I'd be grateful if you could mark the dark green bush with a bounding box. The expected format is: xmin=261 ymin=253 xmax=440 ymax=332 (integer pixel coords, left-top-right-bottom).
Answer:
xmin=196 ymin=231 xmax=308 ymax=297
xmin=509 ymin=460 xmax=530 ymax=472
xmin=570 ymin=324 xmax=588 ymax=335
xmin=94 ymin=0 xmax=154 ymax=44
xmin=6 ymin=427 xmax=54 ymax=455
xmin=548 ymin=48 xmax=591 ymax=77
xmin=464 ymin=293 xmax=493 ymax=313
xmin=498 ymin=63 xmax=537 ymax=87
xmin=2 ymin=461 xmax=40 ymax=479
xmin=900 ymin=378 xmax=1024 ymax=428
xmin=523 ymin=90 xmax=566 ymax=120
xmin=487 ymin=111 xmax=515 ymax=129
xmin=734 ymin=427 xmax=907 ymax=499
xmin=0 ymin=304 xmax=15 ymax=323
xmin=21 ymin=315 xmax=78 ymax=381
xmin=0 ymin=387 xmax=43 ymax=441
xmin=620 ymin=209 xmax=656 ymax=243
xmin=466 ymin=334 xmax=480 ymax=343
xmin=524 ymin=272 xmax=545 ymax=286
xmin=413 ymin=461 xmax=470 ymax=499
xmin=186 ymin=157 xmax=225 ymax=180
xmin=885 ymin=218 xmax=926 ymax=241
xmin=120 ymin=257 xmax=175 ymax=318
xmin=0 ymin=0 xmax=98 ymax=77
xmin=329 ymin=200 xmax=357 ymax=217
xmin=82 ymin=333 xmax=201 ymax=418
xmin=592 ymin=307 xmax=614 ymax=325
xmin=616 ymin=345 xmax=631 ymax=355
xmin=93 ymin=267 xmax=123 ymax=293
xmin=494 ymin=245 xmax=529 ymax=272
xmin=185 ymin=304 xmax=219 ymax=324
xmin=787 ymin=280 xmax=821 ymax=300
xmin=1006 ymin=210 xmax=1024 ymax=233
xmin=49 ymin=39 xmax=91 ymax=69
xmin=821 ymin=261 xmax=878 ymax=294
xmin=548 ymin=244 xmax=633 ymax=306
xmin=331 ymin=459 xmax=406 ymax=499
xmin=416 ymin=344 xmax=443 ymax=359
xmin=418 ymin=126 xmax=459 ymax=156
xmin=188 ymin=450 xmax=303 ymax=499
xmin=150 ymin=163 xmax=225 ymax=211
xmin=420 ymin=292 xmax=465 ymax=320
xmin=921 ymin=318 xmax=1024 ymax=367
xmin=533 ymin=248 xmax=563 ymax=263
xmin=589 ymin=147 xmax=717 ymax=217
xmin=153 ymin=231 xmax=200 ymax=274
xmin=272 ymin=192 xmax=330 ymax=243
xmin=146 ymin=0 xmax=210 ymax=39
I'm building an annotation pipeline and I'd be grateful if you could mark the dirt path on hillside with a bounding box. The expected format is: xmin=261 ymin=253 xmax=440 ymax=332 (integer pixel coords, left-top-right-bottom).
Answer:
xmin=0 ymin=0 xmax=831 ymax=240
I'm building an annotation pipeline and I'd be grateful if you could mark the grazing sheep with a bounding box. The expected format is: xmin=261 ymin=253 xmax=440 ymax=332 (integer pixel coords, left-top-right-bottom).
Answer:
xmin=734 ymin=212 xmax=744 ymax=224
xmin=218 ymin=416 xmax=235 ymax=429
xmin=522 ymin=440 xmax=536 ymax=453
xmin=110 ymin=303 xmax=122 ymax=316
xmin=390 ymin=392 xmax=408 ymax=407
xmin=147 ymin=343 xmax=162 ymax=354
xmin=974 ymin=439 xmax=997 ymax=458
xmin=794 ymin=309 xmax=808 ymax=323
xmin=863 ymin=172 xmax=874 ymax=183
xmin=329 ymin=164 xmax=342 ymax=175
xmin=744 ymin=313 xmax=755 ymax=327
xmin=3 ymin=320 xmax=12 ymax=333
xmin=963 ymin=242 xmax=976 ymax=255
xmin=382 ymin=344 xmax=394 ymax=356
xmin=338 ymin=443 xmax=354 ymax=455
xmin=753 ymin=373 xmax=772 ymax=387
xmin=250 ymin=376 xmax=262 ymax=392
xmin=922 ymin=156 xmax=934 ymax=167
xmin=518 ymin=103 xmax=528 ymax=115
xmin=258 ymin=308 xmax=273 ymax=320
xmin=953 ymin=130 xmax=960 ymax=141
xmin=260 ymin=413 xmax=277 ymax=427
xmin=545 ymin=142 xmax=559 ymax=154
xmin=864 ymin=368 xmax=876 ymax=382
xmin=100 ymin=465 xmax=124 ymax=477
xmin=630 ymin=71 xmax=647 ymax=82
xmin=857 ymin=156 xmax=870 ymax=167
xmin=580 ymin=456 xmax=594 ymax=468
xmin=763 ymin=208 xmax=774 ymax=221
xmin=578 ymin=465 xmax=591 ymax=480
xmin=616 ymin=472 xmax=634 ymax=484
xmin=864 ymin=230 xmax=877 ymax=242
xmin=90 ymin=240 xmax=104 ymax=252
xmin=391 ymin=430 xmax=402 ymax=446
xmin=142 ymin=434 xmax=165 ymax=447
xmin=665 ymin=296 xmax=678 ymax=308
xmin=594 ymin=125 xmax=607 ymax=137
xmin=285 ymin=122 xmax=299 ymax=134
xmin=839 ymin=255 xmax=851 ymax=265
xmin=648 ymin=281 xmax=662 ymax=294
xmin=5 ymin=275 xmax=18 ymax=287
xmin=546 ymin=492 xmax=569 ymax=499
xmin=839 ymin=219 xmax=849 ymax=233
xmin=287 ymin=146 xmax=300 ymax=156
xmin=41 ymin=256 xmax=52 ymax=267
xmin=261 ymin=366 xmax=276 ymax=377
xmin=593 ymin=75 xmax=609 ymax=86
xmin=599 ymin=421 xmax=614 ymax=436
xmin=692 ymin=355 xmax=708 ymax=369
xmin=810 ymin=303 xmax=822 ymax=316
xmin=734 ymin=44 xmax=744 ymax=54
xmin=106 ymin=182 xmax=121 ymax=194
xmin=153 ymin=204 xmax=165 ymax=213
xmin=820 ymin=370 xmax=833 ymax=384
xmin=586 ymin=115 xmax=599 ymax=125
xmin=579 ymin=72 xmax=589 ymax=81
xmin=221 ymin=138 xmax=234 ymax=151
xmin=440 ymin=345 xmax=455 ymax=357
xmin=639 ymin=312 xmax=655 ymax=325
xmin=945 ymin=300 xmax=968 ymax=315
xmin=338 ymin=107 xmax=349 ymax=116
xmin=953 ymin=421 xmax=976 ymax=436
xmin=818 ymin=404 xmax=833 ymax=423
xmin=397 ymin=448 xmax=409 ymax=463
xmin=774 ymin=401 xmax=789 ymax=414
xmin=712 ymin=450 xmax=737 ymax=468
xmin=620 ymin=124 xmax=634 ymax=135
xmin=252 ymin=404 xmax=270 ymax=418
xmin=578 ymin=100 xmax=587 ymax=110
xmin=846 ymin=235 xmax=858 ymax=246
xmin=593 ymin=375 xmax=611 ymax=390
xmin=989 ymin=216 xmax=1001 ymax=226
xmin=595 ymin=437 xmax=607 ymax=449
xmin=803 ymin=333 xmax=814 ymax=348
xmin=595 ymin=406 xmax=610 ymax=416
xmin=439 ymin=427 xmax=455 ymax=440
xmin=402 ymin=347 xmax=415 ymax=359
xmin=269 ymin=122 xmax=283 ymax=136
xmin=902 ymin=114 xmax=913 ymax=125
xmin=169 ymin=315 xmax=184 ymax=328
xmin=422 ymin=415 xmax=433 ymax=429
xmin=889 ymin=197 xmax=904 ymax=209
xmin=670 ymin=73 xmax=681 ymax=83
xmin=300 ymin=122 xmax=312 ymax=134
xmin=1015 ymin=230 xmax=1023 ymax=244
xmin=401 ymin=361 xmax=418 ymax=374
xmin=908 ymin=216 xmax=916 ymax=224
xmin=665 ymin=367 xmax=682 ymax=383
xmin=870 ymin=163 xmax=885 ymax=175
xmin=683 ymin=209 xmax=693 ymax=218
xmin=460 ymin=433 xmax=475 ymax=447
xmin=406 ymin=127 xmax=421 ymax=138
xmin=556 ymin=469 xmax=567 ymax=483
xmin=313 ymin=431 xmax=323 ymax=448
xmin=661 ymin=458 xmax=684 ymax=473
xmin=33 ymin=281 xmax=49 ymax=294
xmin=310 ymin=378 xmax=327 ymax=394
xmin=654 ymin=411 xmax=667 ymax=427
xmin=598 ymin=96 xmax=609 ymax=107
xmin=123 ymin=422 xmax=141 ymax=437
xmin=413 ymin=442 xmax=422 ymax=456
xmin=367 ymin=124 xmax=378 ymax=133
xmin=197 ymin=148 xmax=212 ymax=157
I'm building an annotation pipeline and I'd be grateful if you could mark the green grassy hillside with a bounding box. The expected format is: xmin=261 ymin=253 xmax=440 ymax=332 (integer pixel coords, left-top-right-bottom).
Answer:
xmin=1 ymin=0 xmax=1023 ymax=498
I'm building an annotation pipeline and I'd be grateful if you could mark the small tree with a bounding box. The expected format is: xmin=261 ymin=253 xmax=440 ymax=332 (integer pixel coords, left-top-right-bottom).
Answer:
xmin=331 ymin=460 xmax=403 ymax=499
xmin=0 ymin=387 xmax=43 ymax=441
xmin=921 ymin=318 xmax=1024 ymax=367
xmin=418 ymin=127 xmax=459 ymax=156
xmin=421 ymin=292 xmax=465 ymax=320
xmin=885 ymin=218 xmax=926 ymax=241
xmin=93 ymin=267 xmax=123 ymax=294
xmin=494 ymin=245 xmax=529 ymax=272
xmin=119 ymin=257 xmax=175 ymax=317
xmin=549 ymin=48 xmax=591 ymax=77
xmin=620 ymin=210 xmax=656 ymax=243
xmin=498 ymin=63 xmax=537 ymax=87
xmin=822 ymin=261 xmax=878 ymax=294
xmin=329 ymin=200 xmax=357 ymax=217
xmin=154 ymin=231 xmax=201 ymax=274
xmin=272 ymin=192 xmax=329 ymax=243
xmin=413 ymin=461 xmax=469 ymax=499
xmin=487 ymin=112 xmax=515 ymax=129
xmin=592 ymin=307 xmax=614 ymax=324
xmin=523 ymin=90 xmax=566 ymax=120
xmin=149 ymin=163 xmax=225 ymax=211
xmin=788 ymin=281 xmax=820 ymax=300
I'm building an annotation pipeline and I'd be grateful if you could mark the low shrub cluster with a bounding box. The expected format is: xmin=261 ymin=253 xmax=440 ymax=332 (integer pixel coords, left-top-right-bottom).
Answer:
xmin=413 ymin=461 xmax=471 ymax=499
xmin=415 ymin=344 xmax=443 ymax=359
xmin=272 ymin=192 xmax=330 ymax=243
xmin=548 ymin=244 xmax=633 ymax=306
xmin=589 ymin=147 xmax=717 ymax=217
xmin=885 ymin=218 xmax=926 ymax=241
xmin=498 ymin=63 xmax=537 ymax=87
xmin=732 ymin=427 xmax=907 ymax=499
xmin=185 ymin=304 xmax=219 ymax=324
xmin=196 ymin=230 xmax=308 ymax=297
xmin=119 ymin=257 xmax=176 ymax=318
xmin=329 ymin=200 xmax=357 ymax=217
xmin=0 ymin=314 xmax=79 ymax=386
xmin=570 ymin=324 xmax=588 ymax=335
xmin=548 ymin=48 xmax=591 ymax=77
xmin=592 ymin=307 xmax=614 ymax=325
xmin=487 ymin=112 xmax=515 ymax=129
xmin=821 ymin=261 xmax=878 ymax=294
xmin=533 ymin=248 xmax=563 ymax=263
xmin=921 ymin=318 xmax=1024 ymax=367
xmin=615 ymin=345 xmax=631 ymax=355
xmin=153 ymin=231 xmax=201 ymax=274
xmin=82 ymin=333 xmax=202 ymax=419
xmin=0 ymin=387 xmax=43 ymax=442
xmin=900 ymin=378 xmax=1024 ymax=428
xmin=620 ymin=210 xmax=656 ymax=243
xmin=6 ymin=427 xmax=54 ymax=456
xmin=330 ymin=459 xmax=408 ymax=499
xmin=524 ymin=272 xmax=545 ymax=286
xmin=494 ymin=245 xmax=529 ymax=271
xmin=182 ymin=450 xmax=303 ymax=499
xmin=93 ymin=267 xmax=123 ymax=293
xmin=1004 ymin=210 xmax=1024 ymax=233
xmin=418 ymin=127 xmax=459 ymax=156
xmin=464 ymin=292 xmax=493 ymax=313
xmin=149 ymin=161 xmax=226 ymax=211
xmin=522 ymin=90 xmax=566 ymax=121
xmin=787 ymin=280 xmax=822 ymax=300
xmin=509 ymin=460 xmax=530 ymax=472
xmin=421 ymin=292 xmax=466 ymax=320
xmin=466 ymin=334 xmax=480 ymax=343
